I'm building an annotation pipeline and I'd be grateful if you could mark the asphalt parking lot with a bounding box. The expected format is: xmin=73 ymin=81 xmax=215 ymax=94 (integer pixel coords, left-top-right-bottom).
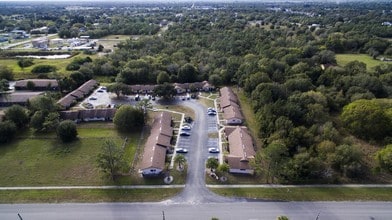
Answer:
xmin=81 ymin=87 xmax=159 ymax=108
xmin=206 ymin=111 xmax=218 ymax=133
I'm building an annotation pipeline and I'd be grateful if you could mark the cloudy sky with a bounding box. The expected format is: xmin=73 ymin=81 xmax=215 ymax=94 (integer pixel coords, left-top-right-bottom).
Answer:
xmin=0 ymin=0 xmax=380 ymax=2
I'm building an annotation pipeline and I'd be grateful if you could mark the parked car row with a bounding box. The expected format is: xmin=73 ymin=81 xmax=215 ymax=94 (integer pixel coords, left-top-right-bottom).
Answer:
xmin=177 ymin=122 xmax=193 ymax=153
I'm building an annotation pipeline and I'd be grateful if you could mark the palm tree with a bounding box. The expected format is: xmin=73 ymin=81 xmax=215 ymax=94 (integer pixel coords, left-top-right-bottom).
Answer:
xmin=174 ymin=154 xmax=187 ymax=170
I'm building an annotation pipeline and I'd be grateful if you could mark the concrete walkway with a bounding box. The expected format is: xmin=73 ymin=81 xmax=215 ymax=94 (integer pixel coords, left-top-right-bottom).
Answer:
xmin=0 ymin=185 xmax=185 ymax=191
xmin=207 ymin=184 xmax=392 ymax=188
xmin=1 ymin=184 xmax=392 ymax=191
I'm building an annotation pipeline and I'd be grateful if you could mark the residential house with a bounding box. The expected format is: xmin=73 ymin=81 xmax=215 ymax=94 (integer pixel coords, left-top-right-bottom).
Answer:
xmin=223 ymin=105 xmax=244 ymax=125
xmin=57 ymin=94 xmax=77 ymax=109
xmin=225 ymin=126 xmax=256 ymax=174
xmin=219 ymin=87 xmax=244 ymax=125
xmin=140 ymin=112 xmax=173 ymax=177
xmin=14 ymin=79 xmax=58 ymax=91
xmin=57 ymin=79 xmax=98 ymax=109
xmin=78 ymin=108 xmax=116 ymax=122
xmin=31 ymin=37 xmax=49 ymax=49
xmin=173 ymin=81 xmax=215 ymax=94
xmin=59 ymin=108 xmax=116 ymax=122
xmin=0 ymin=92 xmax=43 ymax=107
xmin=77 ymin=79 xmax=98 ymax=95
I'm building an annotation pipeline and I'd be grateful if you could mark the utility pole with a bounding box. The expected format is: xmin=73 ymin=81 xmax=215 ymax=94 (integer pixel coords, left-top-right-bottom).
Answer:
xmin=162 ymin=211 xmax=165 ymax=220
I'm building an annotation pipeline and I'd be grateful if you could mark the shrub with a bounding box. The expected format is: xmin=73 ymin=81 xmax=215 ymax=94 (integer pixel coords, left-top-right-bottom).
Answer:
xmin=31 ymin=65 xmax=57 ymax=74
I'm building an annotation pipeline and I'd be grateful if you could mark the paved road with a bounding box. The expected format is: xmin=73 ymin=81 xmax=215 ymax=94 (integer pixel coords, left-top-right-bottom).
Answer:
xmin=169 ymin=100 xmax=235 ymax=204
xmin=1 ymin=202 xmax=391 ymax=220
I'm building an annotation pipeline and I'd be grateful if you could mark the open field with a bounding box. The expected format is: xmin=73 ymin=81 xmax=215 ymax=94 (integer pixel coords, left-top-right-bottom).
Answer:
xmin=0 ymin=188 xmax=181 ymax=203
xmin=97 ymin=35 xmax=134 ymax=51
xmin=0 ymin=53 xmax=96 ymax=79
xmin=0 ymin=123 xmax=140 ymax=186
xmin=211 ymin=187 xmax=392 ymax=201
xmin=336 ymin=54 xmax=384 ymax=71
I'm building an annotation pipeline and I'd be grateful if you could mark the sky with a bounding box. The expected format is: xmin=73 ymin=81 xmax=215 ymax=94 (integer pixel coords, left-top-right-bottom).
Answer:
xmin=0 ymin=0 xmax=383 ymax=2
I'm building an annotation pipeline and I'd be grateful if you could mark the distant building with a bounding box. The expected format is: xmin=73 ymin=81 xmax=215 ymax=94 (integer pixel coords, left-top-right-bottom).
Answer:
xmin=14 ymin=79 xmax=58 ymax=91
xmin=30 ymin=26 xmax=49 ymax=35
xmin=0 ymin=92 xmax=43 ymax=107
xmin=57 ymin=79 xmax=98 ymax=109
xmin=60 ymin=108 xmax=117 ymax=123
xmin=50 ymin=38 xmax=64 ymax=47
xmin=31 ymin=37 xmax=49 ymax=49
xmin=10 ymin=30 xmax=29 ymax=39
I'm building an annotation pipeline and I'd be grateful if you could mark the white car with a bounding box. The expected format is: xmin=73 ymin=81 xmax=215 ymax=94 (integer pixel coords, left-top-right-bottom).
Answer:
xmin=208 ymin=148 xmax=220 ymax=153
xmin=176 ymin=148 xmax=188 ymax=153
xmin=181 ymin=125 xmax=192 ymax=131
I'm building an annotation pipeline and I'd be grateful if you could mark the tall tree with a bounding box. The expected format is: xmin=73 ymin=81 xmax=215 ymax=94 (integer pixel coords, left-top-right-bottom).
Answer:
xmin=57 ymin=120 xmax=78 ymax=143
xmin=106 ymin=82 xmax=129 ymax=99
xmin=4 ymin=105 xmax=29 ymax=129
xmin=0 ymin=121 xmax=16 ymax=144
xmin=113 ymin=105 xmax=144 ymax=131
xmin=96 ymin=139 xmax=127 ymax=181
xmin=177 ymin=63 xmax=198 ymax=83
xmin=153 ymin=83 xmax=176 ymax=100
xmin=375 ymin=144 xmax=392 ymax=173
xmin=263 ymin=141 xmax=288 ymax=183
xmin=341 ymin=99 xmax=391 ymax=140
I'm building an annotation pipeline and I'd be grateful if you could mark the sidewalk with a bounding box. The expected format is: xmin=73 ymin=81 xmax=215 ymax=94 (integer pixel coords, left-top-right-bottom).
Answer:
xmin=0 ymin=185 xmax=185 ymax=191
xmin=207 ymin=184 xmax=392 ymax=188
xmin=1 ymin=184 xmax=391 ymax=191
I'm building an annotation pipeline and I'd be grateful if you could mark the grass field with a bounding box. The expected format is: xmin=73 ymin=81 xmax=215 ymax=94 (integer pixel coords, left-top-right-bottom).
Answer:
xmin=97 ymin=35 xmax=133 ymax=51
xmin=211 ymin=187 xmax=392 ymax=201
xmin=0 ymin=123 xmax=140 ymax=186
xmin=0 ymin=188 xmax=181 ymax=203
xmin=336 ymin=54 xmax=384 ymax=71
xmin=0 ymin=53 xmax=96 ymax=79
xmin=235 ymin=88 xmax=262 ymax=150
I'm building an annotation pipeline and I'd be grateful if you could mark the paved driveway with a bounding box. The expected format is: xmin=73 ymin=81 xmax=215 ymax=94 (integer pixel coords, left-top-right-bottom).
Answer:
xmin=169 ymin=100 xmax=232 ymax=204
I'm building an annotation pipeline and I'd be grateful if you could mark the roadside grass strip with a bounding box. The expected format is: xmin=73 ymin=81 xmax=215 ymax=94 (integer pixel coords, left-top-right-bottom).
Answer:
xmin=0 ymin=188 xmax=182 ymax=203
xmin=209 ymin=186 xmax=392 ymax=201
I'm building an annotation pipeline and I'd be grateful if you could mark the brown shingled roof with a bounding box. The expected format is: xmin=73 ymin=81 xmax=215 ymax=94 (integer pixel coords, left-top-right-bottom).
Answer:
xmin=56 ymin=94 xmax=75 ymax=109
xmin=227 ymin=127 xmax=255 ymax=159
xmin=77 ymin=79 xmax=97 ymax=94
xmin=140 ymin=111 xmax=173 ymax=172
xmin=223 ymin=105 xmax=244 ymax=120
xmin=14 ymin=79 xmax=58 ymax=89
xmin=70 ymin=90 xmax=84 ymax=99
xmin=226 ymin=156 xmax=253 ymax=170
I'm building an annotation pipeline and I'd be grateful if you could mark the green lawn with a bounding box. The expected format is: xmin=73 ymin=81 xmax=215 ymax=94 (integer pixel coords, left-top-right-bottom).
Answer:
xmin=0 ymin=188 xmax=181 ymax=203
xmin=0 ymin=124 xmax=141 ymax=186
xmin=211 ymin=187 xmax=392 ymax=201
xmin=336 ymin=54 xmax=384 ymax=71
xmin=236 ymin=88 xmax=262 ymax=149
